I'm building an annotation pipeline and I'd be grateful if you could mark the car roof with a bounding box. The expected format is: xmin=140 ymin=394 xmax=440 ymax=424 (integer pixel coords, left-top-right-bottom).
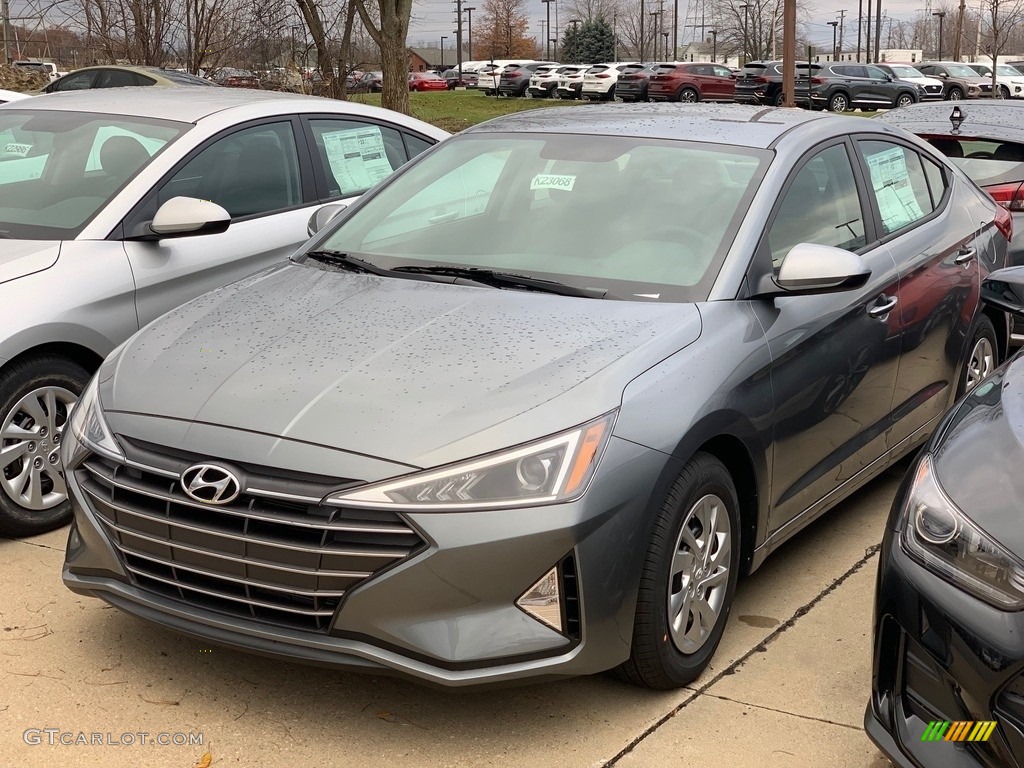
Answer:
xmin=876 ymin=101 xmax=1024 ymax=140
xmin=8 ymin=86 xmax=395 ymax=124
xmin=463 ymin=102 xmax=836 ymax=148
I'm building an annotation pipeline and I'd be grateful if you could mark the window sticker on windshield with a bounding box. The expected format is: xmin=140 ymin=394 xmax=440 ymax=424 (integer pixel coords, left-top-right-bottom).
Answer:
xmin=3 ymin=143 xmax=30 ymax=157
xmin=530 ymin=173 xmax=576 ymax=191
xmin=866 ymin=146 xmax=924 ymax=230
xmin=322 ymin=126 xmax=395 ymax=196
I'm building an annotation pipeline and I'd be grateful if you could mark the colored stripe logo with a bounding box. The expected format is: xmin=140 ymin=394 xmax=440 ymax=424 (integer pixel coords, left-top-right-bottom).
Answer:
xmin=921 ymin=720 xmax=998 ymax=742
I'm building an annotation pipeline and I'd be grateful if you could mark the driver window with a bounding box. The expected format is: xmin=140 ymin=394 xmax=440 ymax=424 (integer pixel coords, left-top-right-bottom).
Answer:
xmin=768 ymin=143 xmax=867 ymax=269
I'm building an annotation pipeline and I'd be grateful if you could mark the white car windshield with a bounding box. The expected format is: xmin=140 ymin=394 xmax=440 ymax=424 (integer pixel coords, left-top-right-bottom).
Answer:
xmin=0 ymin=110 xmax=187 ymax=240
xmin=889 ymin=65 xmax=924 ymax=78
xmin=310 ymin=133 xmax=771 ymax=302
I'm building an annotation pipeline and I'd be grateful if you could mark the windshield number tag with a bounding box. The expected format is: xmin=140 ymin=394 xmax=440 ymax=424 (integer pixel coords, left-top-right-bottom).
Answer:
xmin=531 ymin=174 xmax=576 ymax=191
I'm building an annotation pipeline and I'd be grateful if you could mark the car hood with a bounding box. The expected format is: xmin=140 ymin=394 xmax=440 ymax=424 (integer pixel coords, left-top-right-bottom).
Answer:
xmin=103 ymin=263 xmax=702 ymax=468
xmin=933 ymin=355 xmax=1024 ymax=556
xmin=0 ymin=240 xmax=60 ymax=286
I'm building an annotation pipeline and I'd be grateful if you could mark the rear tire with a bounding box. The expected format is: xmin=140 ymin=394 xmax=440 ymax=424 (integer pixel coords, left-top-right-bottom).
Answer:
xmin=1001 ymin=84 xmax=1011 ymax=100
xmin=678 ymin=87 xmax=699 ymax=103
xmin=0 ymin=355 xmax=90 ymax=537
xmin=947 ymin=86 xmax=964 ymax=101
xmin=827 ymin=92 xmax=849 ymax=112
xmin=614 ymin=452 xmax=740 ymax=689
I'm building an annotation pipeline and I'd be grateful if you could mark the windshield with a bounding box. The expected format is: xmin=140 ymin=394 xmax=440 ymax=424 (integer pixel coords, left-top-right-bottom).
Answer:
xmin=304 ymin=133 xmax=770 ymax=302
xmin=0 ymin=110 xmax=187 ymax=240
xmin=945 ymin=64 xmax=980 ymax=77
xmin=889 ymin=65 xmax=923 ymax=78
xmin=998 ymin=65 xmax=1022 ymax=76
xmin=158 ymin=69 xmax=216 ymax=86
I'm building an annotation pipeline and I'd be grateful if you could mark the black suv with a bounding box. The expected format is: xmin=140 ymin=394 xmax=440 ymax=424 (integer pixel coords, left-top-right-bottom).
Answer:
xmin=498 ymin=62 xmax=557 ymax=97
xmin=734 ymin=60 xmax=784 ymax=105
xmin=794 ymin=63 xmax=921 ymax=112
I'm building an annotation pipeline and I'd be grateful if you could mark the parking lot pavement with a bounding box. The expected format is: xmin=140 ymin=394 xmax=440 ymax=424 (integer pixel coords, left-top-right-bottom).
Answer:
xmin=0 ymin=463 xmax=906 ymax=768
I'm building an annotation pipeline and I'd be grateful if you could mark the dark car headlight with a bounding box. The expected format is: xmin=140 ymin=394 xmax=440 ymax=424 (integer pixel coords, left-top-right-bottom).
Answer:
xmin=67 ymin=375 xmax=124 ymax=462
xmin=327 ymin=413 xmax=615 ymax=510
xmin=899 ymin=454 xmax=1024 ymax=610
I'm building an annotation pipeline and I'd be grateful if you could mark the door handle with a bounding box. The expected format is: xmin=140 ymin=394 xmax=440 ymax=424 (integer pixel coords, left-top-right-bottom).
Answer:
xmin=428 ymin=210 xmax=459 ymax=225
xmin=954 ymin=246 xmax=976 ymax=266
xmin=867 ymin=295 xmax=899 ymax=318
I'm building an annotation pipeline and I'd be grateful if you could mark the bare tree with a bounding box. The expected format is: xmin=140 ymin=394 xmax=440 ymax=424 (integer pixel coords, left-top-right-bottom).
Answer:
xmin=355 ymin=0 xmax=412 ymax=114
xmin=979 ymin=0 xmax=1024 ymax=97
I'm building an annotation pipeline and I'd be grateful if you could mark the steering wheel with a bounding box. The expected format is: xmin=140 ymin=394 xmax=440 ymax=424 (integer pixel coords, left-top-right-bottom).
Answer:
xmin=966 ymin=150 xmax=995 ymax=159
xmin=642 ymin=224 xmax=717 ymax=257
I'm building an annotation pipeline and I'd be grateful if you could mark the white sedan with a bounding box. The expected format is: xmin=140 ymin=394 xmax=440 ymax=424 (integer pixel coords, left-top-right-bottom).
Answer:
xmin=0 ymin=87 xmax=447 ymax=536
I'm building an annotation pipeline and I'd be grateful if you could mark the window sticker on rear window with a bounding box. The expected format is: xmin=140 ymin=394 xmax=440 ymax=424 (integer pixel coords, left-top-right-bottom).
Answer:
xmin=865 ymin=146 xmax=924 ymax=231
xmin=322 ymin=125 xmax=395 ymax=197
xmin=530 ymin=173 xmax=576 ymax=191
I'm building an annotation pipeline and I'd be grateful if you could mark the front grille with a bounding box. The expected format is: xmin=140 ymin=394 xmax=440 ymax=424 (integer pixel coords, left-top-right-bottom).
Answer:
xmin=77 ymin=452 xmax=424 ymax=632
xmin=926 ymin=85 xmax=942 ymax=93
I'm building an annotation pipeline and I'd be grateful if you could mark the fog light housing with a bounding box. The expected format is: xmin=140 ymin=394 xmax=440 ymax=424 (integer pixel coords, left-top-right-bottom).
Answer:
xmin=516 ymin=566 xmax=562 ymax=633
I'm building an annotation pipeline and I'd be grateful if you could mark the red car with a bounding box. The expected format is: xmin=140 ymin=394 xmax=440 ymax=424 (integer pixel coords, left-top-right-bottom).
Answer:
xmin=408 ymin=72 xmax=448 ymax=92
xmin=648 ymin=62 xmax=737 ymax=103
xmin=213 ymin=68 xmax=261 ymax=89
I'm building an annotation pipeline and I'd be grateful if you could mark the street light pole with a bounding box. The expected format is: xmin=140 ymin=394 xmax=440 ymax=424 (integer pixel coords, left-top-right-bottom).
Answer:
xmin=440 ymin=35 xmax=447 ymax=69
xmin=640 ymin=0 xmax=645 ymax=62
xmin=828 ymin=20 xmax=838 ymax=60
xmin=709 ymin=29 xmax=717 ymax=62
xmin=932 ymin=10 xmax=945 ymax=60
xmin=465 ymin=7 xmax=475 ymax=60
xmin=650 ymin=11 xmax=660 ymax=60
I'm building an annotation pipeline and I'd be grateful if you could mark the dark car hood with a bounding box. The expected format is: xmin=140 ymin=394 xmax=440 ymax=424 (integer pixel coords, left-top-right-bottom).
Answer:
xmin=934 ymin=355 xmax=1024 ymax=556
xmin=104 ymin=263 xmax=702 ymax=468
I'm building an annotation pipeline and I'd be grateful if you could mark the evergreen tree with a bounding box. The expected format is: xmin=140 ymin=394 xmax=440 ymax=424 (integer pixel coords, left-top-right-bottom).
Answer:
xmin=576 ymin=15 xmax=616 ymax=64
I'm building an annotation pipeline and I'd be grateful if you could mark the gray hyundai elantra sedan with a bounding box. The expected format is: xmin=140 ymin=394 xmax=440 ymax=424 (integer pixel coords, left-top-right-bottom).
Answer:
xmin=62 ymin=104 xmax=1010 ymax=689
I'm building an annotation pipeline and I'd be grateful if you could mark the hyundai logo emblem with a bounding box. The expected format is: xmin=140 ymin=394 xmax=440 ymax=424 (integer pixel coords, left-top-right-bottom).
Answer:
xmin=180 ymin=464 xmax=241 ymax=505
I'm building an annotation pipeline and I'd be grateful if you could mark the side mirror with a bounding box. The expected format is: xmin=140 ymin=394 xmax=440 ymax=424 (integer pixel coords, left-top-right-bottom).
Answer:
xmin=884 ymin=74 xmax=894 ymax=82
xmin=150 ymin=197 xmax=230 ymax=238
xmin=307 ymin=202 xmax=348 ymax=237
xmin=773 ymin=243 xmax=872 ymax=295
xmin=982 ymin=266 xmax=1024 ymax=316
xmin=938 ymin=72 xmax=949 ymax=79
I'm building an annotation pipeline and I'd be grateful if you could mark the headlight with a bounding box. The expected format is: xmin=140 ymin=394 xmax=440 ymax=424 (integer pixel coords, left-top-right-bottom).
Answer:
xmin=899 ymin=454 xmax=1024 ymax=610
xmin=327 ymin=413 xmax=616 ymax=510
xmin=68 ymin=375 xmax=124 ymax=461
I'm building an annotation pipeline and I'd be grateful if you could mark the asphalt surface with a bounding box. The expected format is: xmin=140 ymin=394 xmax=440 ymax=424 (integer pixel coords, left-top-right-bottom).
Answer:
xmin=0 ymin=462 xmax=906 ymax=768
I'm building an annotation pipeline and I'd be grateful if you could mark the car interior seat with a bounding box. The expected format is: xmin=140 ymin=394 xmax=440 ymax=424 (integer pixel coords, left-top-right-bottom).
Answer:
xmin=99 ymin=135 xmax=151 ymax=187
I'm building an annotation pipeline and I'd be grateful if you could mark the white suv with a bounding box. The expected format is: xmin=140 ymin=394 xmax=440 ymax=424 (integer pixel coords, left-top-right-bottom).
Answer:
xmin=529 ymin=65 xmax=582 ymax=98
xmin=966 ymin=62 xmax=1024 ymax=99
xmin=581 ymin=62 xmax=640 ymax=101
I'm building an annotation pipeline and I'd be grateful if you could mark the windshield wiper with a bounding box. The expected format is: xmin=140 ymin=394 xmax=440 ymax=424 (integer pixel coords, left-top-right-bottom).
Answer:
xmin=303 ymin=250 xmax=394 ymax=276
xmin=391 ymin=265 xmax=611 ymax=299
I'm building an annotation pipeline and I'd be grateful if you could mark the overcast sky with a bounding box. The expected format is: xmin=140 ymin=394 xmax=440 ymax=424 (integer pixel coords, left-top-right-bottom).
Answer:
xmin=407 ymin=0 xmax=936 ymax=51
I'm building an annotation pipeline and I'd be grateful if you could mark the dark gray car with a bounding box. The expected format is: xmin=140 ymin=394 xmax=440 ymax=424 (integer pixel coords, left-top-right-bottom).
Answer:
xmin=62 ymin=104 xmax=1010 ymax=690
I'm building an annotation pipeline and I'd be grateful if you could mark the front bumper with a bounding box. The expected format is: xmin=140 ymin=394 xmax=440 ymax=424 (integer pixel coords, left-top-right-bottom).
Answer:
xmin=62 ymin=420 xmax=671 ymax=688
xmin=867 ymin=478 xmax=1024 ymax=766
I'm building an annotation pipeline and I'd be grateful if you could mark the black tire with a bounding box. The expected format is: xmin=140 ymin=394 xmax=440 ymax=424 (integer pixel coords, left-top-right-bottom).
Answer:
xmin=1001 ymin=85 xmax=1011 ymax=100
xmin=677 ymin=86 xmax=699 ymax=103
xmin=0 ymin=355 xmax=90 ymax=537
xmin=614 ymin=452 xmax=741 ymax=689
xmin=827 ymin=91 xmax=850 ymax=112
xmin=773 ymin=91 xmax=786 ymax=106
xmin=957 ymin=314 xmax=998 ymax=398
xmin=947 ymin=86 xmax=964 ymax=101
xmin=895 ymin=92 xmax=915 ymax=108
xmin=603 ymin=85 xmax=616 ymax=101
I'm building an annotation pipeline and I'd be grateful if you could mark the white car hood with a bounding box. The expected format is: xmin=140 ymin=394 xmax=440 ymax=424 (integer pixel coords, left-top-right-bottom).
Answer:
xmin=0 ymin=240 xmax=60 ymax=286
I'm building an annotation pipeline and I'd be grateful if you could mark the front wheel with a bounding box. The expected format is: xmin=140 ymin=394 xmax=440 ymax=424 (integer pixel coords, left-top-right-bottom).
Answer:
xmin=0 ymin=356 xmax=90 ymax=537
xmin=614 ymin=452 xmax=740 ymax=689
xmin=947 ymin=86 xmax=964 ymax=101
xmin=1001 ymin=85 xmax=1011 ymax=100
xmin=958 ymin=315 xmax=998 ymax=397
xmin=896 ymin=92 xmax=915 ymax=108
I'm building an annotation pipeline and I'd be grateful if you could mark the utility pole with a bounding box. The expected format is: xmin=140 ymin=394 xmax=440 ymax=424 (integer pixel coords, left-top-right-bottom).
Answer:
xmin=440 ymin=35 xmax=447 ymax=69
xmin=857 ymin=0 xmax=863 ymax=61
xmin=739 ymin=3 xmax=750 ymax=66
xmin=673 ymin=0 xmax=679 ymax=60
xmin=865 ymin=0 xmax=872 ymax=62
xmin=709 ymin=29 xmax=717 ymax=62
xmin=838 ymin=9 xmax=846 ymax=58
xmin=640 ymin=0 xmax=645 ymax=62
xmin=1 ymin=0 xmax=9 ymax=65
xmin=874 ymin=0 xmax=882 ymax=62
xmin=453 ymin=0 xmax=464 ymax=81
xmin=783 ymin=0 xmax=796 ymax=106
xmin=541 ymin=0 xmax=553 ymax=60
xmin=953 ymin=0 xmax=966 ymax=60
xmin=650 ymin=10 xmax=660 ymax=59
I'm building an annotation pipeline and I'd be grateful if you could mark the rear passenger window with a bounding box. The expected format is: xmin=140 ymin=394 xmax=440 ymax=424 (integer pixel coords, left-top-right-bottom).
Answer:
xmin=403 ymin=133 xmax=433 ymax=159
xmin=922 ymin=158 xmax=948 ymax=207
xmin=308 ymin=119 xmax=407 ymax=199
xmin=859 ymin=140 xmax=935 ymax=235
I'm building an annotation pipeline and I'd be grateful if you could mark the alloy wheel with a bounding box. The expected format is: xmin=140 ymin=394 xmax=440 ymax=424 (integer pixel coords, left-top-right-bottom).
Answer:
xmin=830 ymin=94 xmax=848 ymax=112
xmin=897 ymin=94 xmax=913 ymax=107
xmin=680 ymin=88 xmax=698 ymax=102
xmin=966 ymin=337 xmax=996 ymax=390
xmin=0 ymin=386 xmax=76 ymax=511
xmin=667 ymin=493 xmax=732 ymax=655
